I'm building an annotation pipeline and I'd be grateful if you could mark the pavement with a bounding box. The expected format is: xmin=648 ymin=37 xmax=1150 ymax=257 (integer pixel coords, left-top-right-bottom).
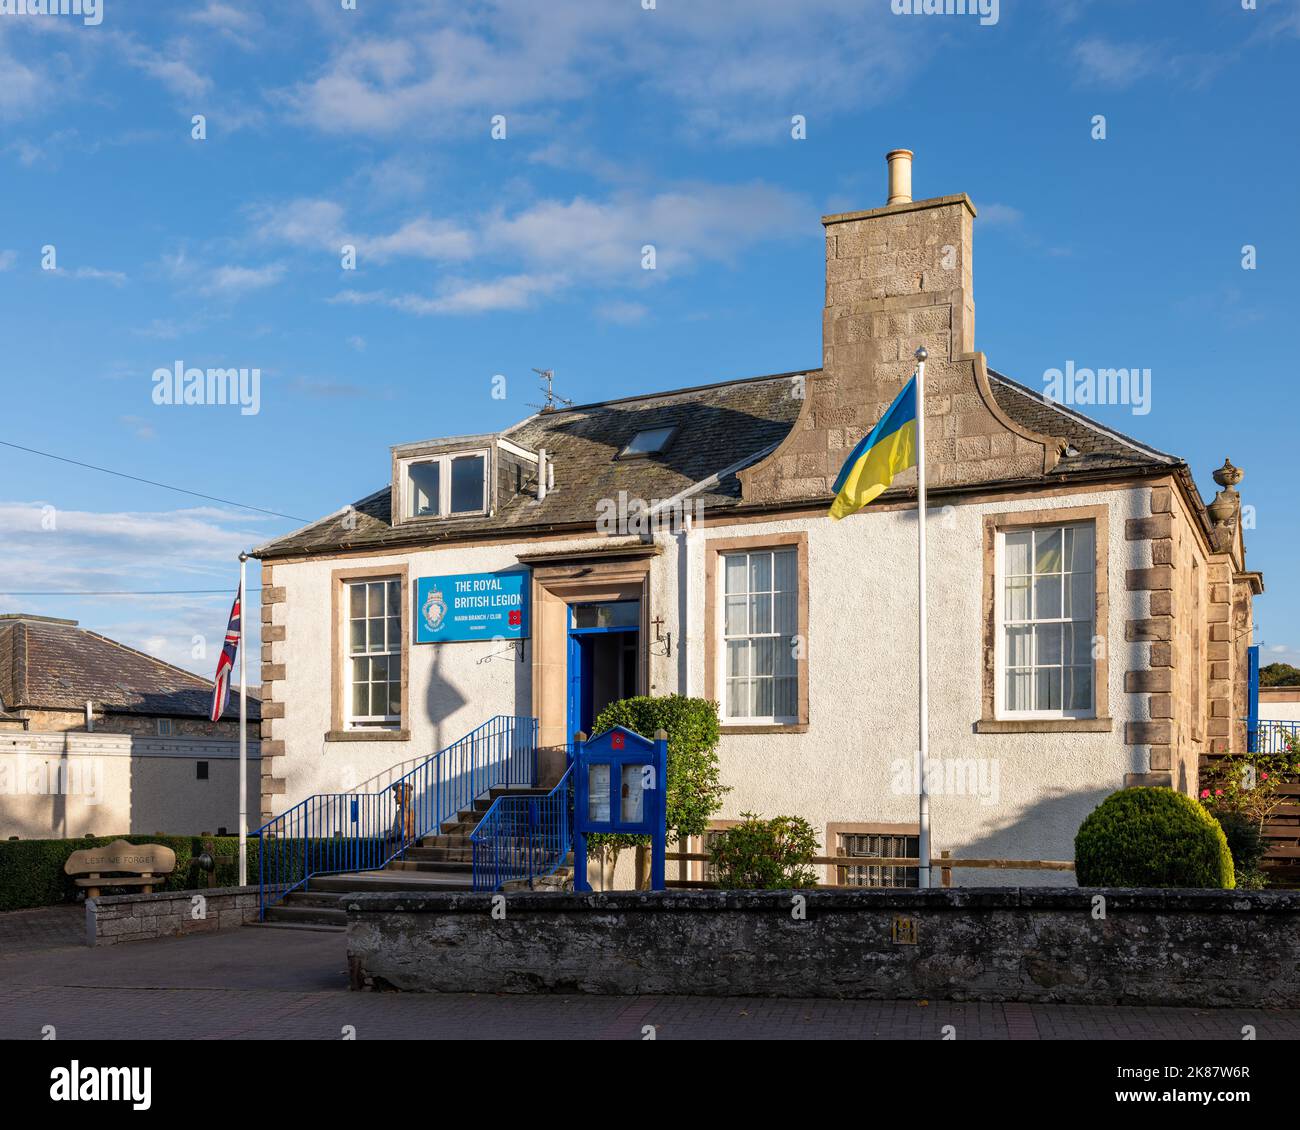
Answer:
xmin=3 ymin=907 xmax=1299 ymax=1040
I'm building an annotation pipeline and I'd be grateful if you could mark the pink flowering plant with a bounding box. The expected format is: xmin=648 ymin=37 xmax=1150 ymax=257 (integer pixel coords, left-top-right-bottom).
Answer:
xmin=1199 ymin=733 xmax=1300 ymax=888
xmin=1200 ymin=733 xmax=1300 ymax=826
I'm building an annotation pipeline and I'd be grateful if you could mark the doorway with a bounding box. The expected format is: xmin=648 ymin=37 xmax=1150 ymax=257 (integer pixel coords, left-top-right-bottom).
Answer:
xmin=567 ymin=600 xmax=640 ymax=745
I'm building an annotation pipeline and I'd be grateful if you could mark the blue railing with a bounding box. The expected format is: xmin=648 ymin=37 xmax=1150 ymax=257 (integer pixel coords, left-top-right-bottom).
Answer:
xmin=256 ymin=715 xmax=537 ymax=918
xmin=1248 ymin=719 xmax=1300 ymax=754
xmin=470 ymin=762 xmax=574 ymax=891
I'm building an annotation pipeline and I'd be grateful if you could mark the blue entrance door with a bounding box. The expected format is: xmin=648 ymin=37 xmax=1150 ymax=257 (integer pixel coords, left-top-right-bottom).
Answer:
xmin=566 ymin=601 xmax=640 ymax=746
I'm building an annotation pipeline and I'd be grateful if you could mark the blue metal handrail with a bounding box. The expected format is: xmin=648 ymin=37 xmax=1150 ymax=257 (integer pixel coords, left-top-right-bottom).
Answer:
xmin=470 ymin=762 xmax=574 ymax=892
xmin=255 ymin=714 xmax=537 ymax=918
xmin=1246 ymin=719 xmax=1300 ymax=754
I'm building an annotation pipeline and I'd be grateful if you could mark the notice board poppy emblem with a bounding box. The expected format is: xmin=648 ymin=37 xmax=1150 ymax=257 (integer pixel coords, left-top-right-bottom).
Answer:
xmin=509 ymin=609 xmax=522 ymax=627
xmin=422 ymin=587 xmax=448 ymax=634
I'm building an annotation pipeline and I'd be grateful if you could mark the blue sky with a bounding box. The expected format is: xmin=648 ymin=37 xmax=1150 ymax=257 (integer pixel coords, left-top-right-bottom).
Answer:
xmin=0 ymin=0 xmax=1297 ymax=680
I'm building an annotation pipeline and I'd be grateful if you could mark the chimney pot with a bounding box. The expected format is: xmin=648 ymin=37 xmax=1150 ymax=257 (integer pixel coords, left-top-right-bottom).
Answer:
xmin=886 ymin=148 xmax=914 ymax=205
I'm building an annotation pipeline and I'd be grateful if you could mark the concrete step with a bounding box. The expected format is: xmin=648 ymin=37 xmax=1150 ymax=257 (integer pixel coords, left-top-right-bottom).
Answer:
xmin=310 ymin=871 xmax=474 ymax=894
xmin=262 ymin=903 xmax=347 ymax=927
xmin=418 ymin=833 xmax=472 ymax=849
xmin=385 ymin=859 xmax=472 ymax=873
xmin=248 ymin=920 xmax=345 ymax=933
xmin=286 ymin=890 xmax=348 ymax=909
xmin=404 ymin=846 xmax=473 ymax=863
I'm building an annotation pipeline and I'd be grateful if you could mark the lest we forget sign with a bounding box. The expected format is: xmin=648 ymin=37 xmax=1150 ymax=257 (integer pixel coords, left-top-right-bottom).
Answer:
xmin=414 ymin=570 xmax=530 ymax=644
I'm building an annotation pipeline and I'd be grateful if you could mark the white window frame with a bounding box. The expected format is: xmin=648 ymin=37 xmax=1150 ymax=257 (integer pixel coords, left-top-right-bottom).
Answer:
xmin=399 ymin=449 xmax=490 ymax=520
xmin=345 ymin=577 xmax=403 ymax=730
xmin=994 ymin=521 xmax=1097 ymax=721
xmin=718 ymin=546 xmax=799 ymax=726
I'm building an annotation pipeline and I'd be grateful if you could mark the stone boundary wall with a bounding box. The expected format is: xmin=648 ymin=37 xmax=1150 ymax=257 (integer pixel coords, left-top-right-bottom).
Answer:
xmin=346 ymin=889 xmax=1300 ymax=1007
xmin=86 ymin=885 xmax=259 ymax=947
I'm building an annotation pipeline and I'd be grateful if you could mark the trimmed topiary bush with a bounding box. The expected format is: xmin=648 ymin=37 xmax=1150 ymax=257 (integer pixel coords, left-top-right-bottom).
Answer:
xmin=1074 ymin=787 xmax=1235 ymax=889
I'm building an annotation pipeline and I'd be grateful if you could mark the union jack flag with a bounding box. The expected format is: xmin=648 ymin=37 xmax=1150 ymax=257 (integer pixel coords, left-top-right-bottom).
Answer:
xmin=210 ymin=585 xmax=242 ymax=723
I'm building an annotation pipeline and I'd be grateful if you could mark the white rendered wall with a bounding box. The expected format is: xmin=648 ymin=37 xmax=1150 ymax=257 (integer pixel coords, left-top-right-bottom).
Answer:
xmin=269 ymin=484 xmax=1151 ymax=884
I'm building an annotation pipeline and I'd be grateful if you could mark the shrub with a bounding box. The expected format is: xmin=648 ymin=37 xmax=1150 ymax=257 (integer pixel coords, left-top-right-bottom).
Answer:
xmin=586 ymin=695 xmax=727 ymax=861
xmin=708 ymin=813 xmax=820 ymax=890
xmin=1074 ymin=787 xmax=1235 ymax=889
xmin=1200 ymin=743 xmax=1300 ymax=828
xmin=1214 ymin=811 xmax=1268 ymax=890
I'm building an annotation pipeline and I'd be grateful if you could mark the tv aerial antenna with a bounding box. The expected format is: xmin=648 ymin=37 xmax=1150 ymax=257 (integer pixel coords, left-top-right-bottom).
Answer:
xmin=527 ymin=368 xmax=573 ymax=414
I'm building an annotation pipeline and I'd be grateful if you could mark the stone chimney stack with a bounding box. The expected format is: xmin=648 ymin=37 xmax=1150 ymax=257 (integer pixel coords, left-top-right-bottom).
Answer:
xmin=821 ymin=148 xmax=976 ymax=379
xmin=740 ymin=148 xmax=1062 ymax=503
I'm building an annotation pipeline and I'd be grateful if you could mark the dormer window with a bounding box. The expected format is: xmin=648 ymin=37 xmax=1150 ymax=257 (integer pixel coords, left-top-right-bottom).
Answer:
xmin=400 ymin=450 xmax=489 ymax=519
xmin=619 ymin=426 xmax=676 ymax=459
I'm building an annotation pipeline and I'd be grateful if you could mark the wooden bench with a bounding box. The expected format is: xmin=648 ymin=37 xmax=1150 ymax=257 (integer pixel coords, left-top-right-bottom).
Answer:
xmin=64 ymin=839 xmax=177 ymax=898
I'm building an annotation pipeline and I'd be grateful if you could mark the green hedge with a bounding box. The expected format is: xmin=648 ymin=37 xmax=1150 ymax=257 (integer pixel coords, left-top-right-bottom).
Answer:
xmin=0 ymin=834 xmax=195 ymax=912
xmin=0 ymin=834 xmax=389 ymax=911
xmin=1074 ymin=787 xmax=1235 ymax=889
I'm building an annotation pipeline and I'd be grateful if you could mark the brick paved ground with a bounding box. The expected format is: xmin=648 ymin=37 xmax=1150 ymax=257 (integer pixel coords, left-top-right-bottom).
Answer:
xmin=2 ymin=918 xmax=1298 ymax=1040
xmin=0 ymin=905 xmax=84 ymax=955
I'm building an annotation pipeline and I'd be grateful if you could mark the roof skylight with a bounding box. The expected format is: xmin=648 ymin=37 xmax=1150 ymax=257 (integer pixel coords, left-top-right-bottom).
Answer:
xmin=619 ymin=426 xmax=676 ymax=458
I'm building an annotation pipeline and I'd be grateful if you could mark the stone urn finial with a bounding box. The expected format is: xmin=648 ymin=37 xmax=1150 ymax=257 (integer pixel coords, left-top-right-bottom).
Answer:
xmin=1212 ymin=458 xmax=1243 ymax=490
xmin=1207 ymin=458 xmax=1243 ymax=530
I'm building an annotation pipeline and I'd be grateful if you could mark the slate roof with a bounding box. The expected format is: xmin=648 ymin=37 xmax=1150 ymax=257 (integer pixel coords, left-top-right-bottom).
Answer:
xmin=988 ymin=369 xmax=1178 ymax=475
xmin=255 ymin=366 xmax=1188 ymax=560
xmin=255 ymin=371 xmax=807 ymax=558
xmin=0 ymin=615 xmax=260 ymax=721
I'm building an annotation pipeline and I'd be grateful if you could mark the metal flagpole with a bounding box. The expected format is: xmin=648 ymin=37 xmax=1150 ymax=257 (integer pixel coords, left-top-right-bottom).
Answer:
xmin=914 ymin=346 xmax=931 ymax=890
xmin=238 ymin=551 xmax=248 ymax=887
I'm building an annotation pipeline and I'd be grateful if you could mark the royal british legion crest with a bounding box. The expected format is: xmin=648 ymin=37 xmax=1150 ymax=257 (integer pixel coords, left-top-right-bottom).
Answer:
xmin=422 ymin=586 xmax=448 ymax=634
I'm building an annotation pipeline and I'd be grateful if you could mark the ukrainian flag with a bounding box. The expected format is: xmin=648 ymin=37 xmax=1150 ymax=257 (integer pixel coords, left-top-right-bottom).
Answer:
xmin=828 ymin=375 xmax=918 ymax=520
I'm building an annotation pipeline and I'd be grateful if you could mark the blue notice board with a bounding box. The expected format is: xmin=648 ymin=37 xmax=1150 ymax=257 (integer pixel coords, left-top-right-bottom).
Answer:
xmin=414 ymin=570 xmax=530 ymax=643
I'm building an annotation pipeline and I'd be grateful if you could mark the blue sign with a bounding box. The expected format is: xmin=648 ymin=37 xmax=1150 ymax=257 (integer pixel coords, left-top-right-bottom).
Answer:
xmin=573 ymin=725 xmax=668 ymax=891
xmin=414 ymin=570 xmax=530 ymax=643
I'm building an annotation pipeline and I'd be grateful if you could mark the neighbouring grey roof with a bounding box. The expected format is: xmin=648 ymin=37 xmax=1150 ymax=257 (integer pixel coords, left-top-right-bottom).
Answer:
xmin=256 ymin=366 xmax=1185 ymax=560
xmin=0 ymin=615 xmax=259 ymax=721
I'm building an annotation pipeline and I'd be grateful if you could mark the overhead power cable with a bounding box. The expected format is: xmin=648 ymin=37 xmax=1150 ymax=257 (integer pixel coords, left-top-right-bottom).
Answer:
xmin=0 ymin=439 xmax=310 ymax=522
xmin=0 ymin=588 xmax=263 ymax=596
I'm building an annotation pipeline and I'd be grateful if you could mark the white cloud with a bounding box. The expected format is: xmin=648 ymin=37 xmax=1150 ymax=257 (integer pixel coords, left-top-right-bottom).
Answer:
xmin=1072 ymin=38 xmax=1154 ymax=89
xmin=119 ymin=416 xmax=156 ymax=441
xmin=331 ymin=274 xmax=566 ymax=317
xmin=201 ymin=263 xmax=286 ymax=296
xmin=0 ymin=502 xmax=260 ymax=592
xmin=484 ymin=183 xmax=809 ymax=277
xmin=595 ymin=301 xmax=649 ymax=326
xmin=45 ymin=265 xmax=128 ymax=285
xmin=280 ymin=0 xmax=909 ymax=143
xmin=323 ymin=181 xmax=809 ymax=316
xmin=978 ymin=203 xmax=1024 ymax=228
xmin=251 ymin=197 xmax=473 ymax=264
xmin=188 ymin=1 xmax=263 ymax=50
xmin=117 ymin=35 xmax=213 ymax=99
xmin=366 ymin=217 xmax=474 ymax=262
xmin=0 ymin=502 xmax=270 ymax=675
